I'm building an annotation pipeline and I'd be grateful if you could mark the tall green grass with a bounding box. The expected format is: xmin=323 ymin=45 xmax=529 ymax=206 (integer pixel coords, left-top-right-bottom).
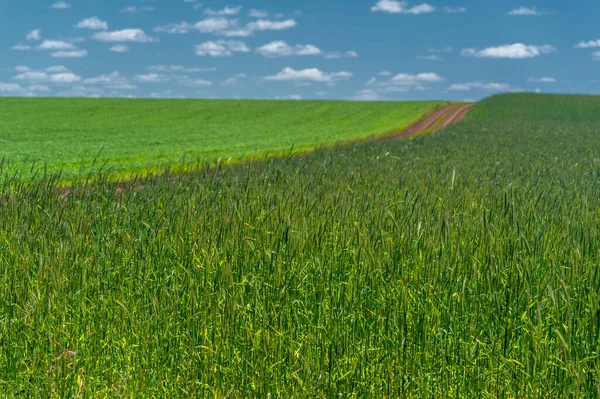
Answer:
xmin=1 ymin=93 xmax=600 ymax=397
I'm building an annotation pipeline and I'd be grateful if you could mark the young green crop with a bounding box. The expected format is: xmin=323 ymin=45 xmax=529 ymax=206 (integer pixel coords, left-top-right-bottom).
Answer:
xmin=1 ymin=93 xmax=600 ymax=397
xmin=0 ymin=98 xmax=444 ymax=181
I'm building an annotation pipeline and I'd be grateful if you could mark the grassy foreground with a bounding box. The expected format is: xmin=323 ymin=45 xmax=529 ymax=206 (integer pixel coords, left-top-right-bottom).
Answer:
xmin=3 ymin=93 xmax=600 ymax=397
xmin=0 ymin=98 xmax=444 ymax=180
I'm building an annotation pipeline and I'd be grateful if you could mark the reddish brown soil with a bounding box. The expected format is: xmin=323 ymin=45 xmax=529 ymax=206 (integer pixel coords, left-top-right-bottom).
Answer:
xmin=387 ymin=103 xmax=475 ymax=140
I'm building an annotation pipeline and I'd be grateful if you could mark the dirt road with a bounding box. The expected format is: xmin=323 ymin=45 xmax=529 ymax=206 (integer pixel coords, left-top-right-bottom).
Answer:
xmin=389 ymin=103 xmax=475 ymax=140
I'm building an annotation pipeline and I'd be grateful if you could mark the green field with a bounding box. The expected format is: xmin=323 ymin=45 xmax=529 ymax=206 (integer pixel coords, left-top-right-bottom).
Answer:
xmin=0 ymin=98 xmax=444 ymax=180
xmin=3 ymin=93 xmax=600 ymax=397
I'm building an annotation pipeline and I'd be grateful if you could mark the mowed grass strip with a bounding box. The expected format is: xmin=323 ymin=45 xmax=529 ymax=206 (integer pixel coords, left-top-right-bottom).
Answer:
xmin=0 ymin=98 xmax=445 ymax=180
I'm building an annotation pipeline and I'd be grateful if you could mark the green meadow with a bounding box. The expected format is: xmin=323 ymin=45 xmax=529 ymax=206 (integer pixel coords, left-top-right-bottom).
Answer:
xmin=2 ymin=93 xmax=600 ymax=397
xmin=0 ymin=98 xmax=444 ymax=180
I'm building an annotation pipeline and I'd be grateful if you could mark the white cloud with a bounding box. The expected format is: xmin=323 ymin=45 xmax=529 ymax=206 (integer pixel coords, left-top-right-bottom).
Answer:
xmin=594 ymin=52 xmax=600 ymax=61
xmin=136 ymin=73 xmax=167 ymax=83
xmin=50 ymin=72 xmax=81 ymax=83
xmin=121 ymin=6 xmax=154 ymax=13
xmin=371 ymin=0 xmax=435 ymax=14
xmin=50 ymin=1 xmax=71 ymax=9
xmin=12 ymin=44 xmax=31 ymax=51
xmin=154 ymin=17 xmax=297 ymax=37
xmin=264 ymin=67 xmax=352 ymax=83
xmin=195 ymin=40 xmax=249 ymax=56
xmin=249 ymin=9 xmax=268 ymax=18
xmin=247 ymin=19 xmax=297 ymax=31
xmin=14 ymin=69 xmax=81 ymax=84
xmin=462 ymin=43 xmax=556 ymax=59
xmin=427 ymin=47 xmax=452 ymax=53
xmin=352 ymin=89 xmax=382 ymax=101
xmin=507 ymin=7 xmax=549 ymax=16
xmin=223 ymin=73 xmax=247 ymax=85
xmin=392 ymin=72 xmax=444 ymax=84
xmin=109 ymin=44 xmax=129 ymax=53
xmin=0 ymin=83 xmax=22 ymax=92
xmin=256 ymin=41 xmax=321 ymax=57
xmin=37 ymin=40 xmax=76 ymax=50
xmin=194 ymin=17 xmax=236 ymax=33
xmin=527 ymin=77 xmax=556 ymax=83
xmin=324 ymin=50 xmax=359 ymax=59
xmin=417 ymin=54 xmax=443 ymax=60
xmin=14 ymin=72 xmax=49 ymax=80
xmin=27 ymin=85 xmax=50 ymax=92
xmin=83 ymin=72 xmax=136 ymax=89
xmin=575 ymin=40 xmax=600 ymax=49
xmin=51 ymin=50 xmax=88 ymax=58
xmin=154 ymin=22 xmax=194 ymax=34
xmin=182 ymin=79 xmax=213 ymax=87
xmin=45 ymin=66 xmax=69 ymax=73
xmin=204 ymin=6 xmax=242 ymax=16
xmin=76 ymin=17 xmax=108 ymax=30
xmin=448 ymin=81 xmax=520 ymax=91
xmin=444 ymin=6 xmax=466 ymax=13
xmin=357 ymin=71 xmax=443 ymax=99
xmin=92 ymin=29 xmax=156 ymax=43
xmin=26 ymin=29 xmax=41 ymax=41
xmin=148 ymin=65 xmax=216 ymax=73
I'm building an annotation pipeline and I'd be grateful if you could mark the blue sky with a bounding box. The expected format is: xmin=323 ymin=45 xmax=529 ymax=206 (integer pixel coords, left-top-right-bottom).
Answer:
xmin=0 ymin=0 xmax=599 ymax=101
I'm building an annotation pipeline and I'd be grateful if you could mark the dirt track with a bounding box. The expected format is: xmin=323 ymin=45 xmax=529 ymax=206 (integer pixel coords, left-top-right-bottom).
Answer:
xmin=388 ymin=103 xmax=475 ymax=140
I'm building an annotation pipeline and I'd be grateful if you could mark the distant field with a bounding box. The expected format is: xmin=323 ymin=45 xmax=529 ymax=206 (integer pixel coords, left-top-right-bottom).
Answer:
xmin=0 ymin=98 xmax=445 ymax=179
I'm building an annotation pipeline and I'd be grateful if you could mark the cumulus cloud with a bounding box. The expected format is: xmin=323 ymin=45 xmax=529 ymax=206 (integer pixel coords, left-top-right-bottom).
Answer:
xmin=154 ymin=22 xmax=194 ymax=34
xmin=154 ymin=17 xmax=297 ymax=37
xmin=195 ymin=17 xmax=236 ymax=33
xmin=50 ymin=73 xmax=82 ymax=83
xmin=264 ymin=67 xmax=352 ymax=83
xmin=249 ymin=9 xmax=268 ymax=18
xmin=392 ymin=72 xmax=444 ymax=84
xmin=76 ymin=17 xmax=108 ymax=30
xmin=92 ymin=29 xmax=156 ymax=43
xmin=204 ymin=6 xmax=242 ymax=16
xmin=148 ymin=65 xmax=216 ymax=73
xmin=444 ymin=6 xmax=466 ymax=13
xmin=136 ymin=73 xmax=167 ymax=83
xmin=355 ymin=71 xmax=444 ymax=100
xmin=12 ymin=44 xmax=31 ymax=51
xmin=51 ymin=50 xmax=88 ymax=58
xmin=462 ymin=43 xmax=556 ymax=59
xmin=417 ymin=54 xmax=443 ymax=60
xmin=37 ymin=40 xmax=77 ymax=50
xmin=223 ymin=73 xmax=247 ymax=85
xmin=195 ymin=40 xmax=249 ymax=56
xmin=26 ymin=29 xmax=41 ymax=41
xmin=121 ymin=6 xmax=154 ymax=13
xmin=14 ymin=68 xmax=81 ymax=84
xmin=109 ymin=44 xmax=129 ymax=53
xmin=247 ymin=19 xmax=297 ymax=31
xmin=256 ymin=41 xmax=321 ymax=57
xmin=448 ymin=81 xmax=520 ymax=91
xmin=371 ymin=0 xmax=435 ymax=14
xmin=83 ymin=71 xmax=136 ymax=90
xmin=575 ymin=39 xmax=600 ymax=49
xmin=507 ymin=7 xmax=550 ymax=16
xmin=50 ymin=1 xmax=71 ymax=9
xmin=14 ymin=72 xmax=49 ymax=80
xmin=324 ymin=50 xmax=359 ymax=59
xmin=527 ymin=77 xmax=557 ymax=83
xmin=0 ymin=83 xmax=22 ymax=92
